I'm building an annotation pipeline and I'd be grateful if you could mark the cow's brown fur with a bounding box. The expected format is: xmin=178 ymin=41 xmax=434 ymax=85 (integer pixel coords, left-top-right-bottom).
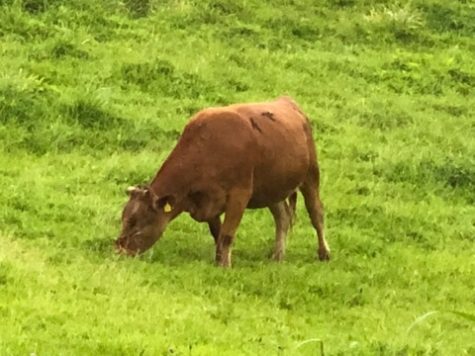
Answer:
xmin=116 ymin=96 xmax=330 ymax=267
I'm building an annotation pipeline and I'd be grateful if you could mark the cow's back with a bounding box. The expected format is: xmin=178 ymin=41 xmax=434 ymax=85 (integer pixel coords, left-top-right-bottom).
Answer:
xmin=162 ymin=97 xmax=315 ymax=208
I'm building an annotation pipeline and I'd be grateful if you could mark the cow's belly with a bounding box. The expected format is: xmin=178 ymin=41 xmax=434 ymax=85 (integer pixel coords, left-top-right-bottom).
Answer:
xmin=247 ymin=148 xmax=309 ymax=208
xmin=247 ymin=188 xmax=298 ymax=209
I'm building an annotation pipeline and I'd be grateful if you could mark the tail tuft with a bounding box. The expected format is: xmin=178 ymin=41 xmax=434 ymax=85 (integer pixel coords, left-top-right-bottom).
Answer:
xmin=287 ymin=191 xmax=298 ymax=229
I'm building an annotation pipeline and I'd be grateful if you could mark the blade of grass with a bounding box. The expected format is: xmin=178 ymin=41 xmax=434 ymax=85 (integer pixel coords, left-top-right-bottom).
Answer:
xmin=295 ymin=338 xmax=325 ymax=356
xmin=408 ymin=310 xmax=475 ymax=334
xmin=449 ymin=311 xmax=475 ymax=323
xmin=407 ymin=311 xmax=439 ymax=334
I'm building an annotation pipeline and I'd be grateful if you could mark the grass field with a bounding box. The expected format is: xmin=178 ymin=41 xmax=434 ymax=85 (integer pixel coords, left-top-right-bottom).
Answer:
xmin=1 ymin=0 xmax=474 ymax=354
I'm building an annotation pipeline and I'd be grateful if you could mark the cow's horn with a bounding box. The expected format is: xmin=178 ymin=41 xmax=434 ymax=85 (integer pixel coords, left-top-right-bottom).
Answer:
xmin=126 ymin=186 xmax=138 ymax=195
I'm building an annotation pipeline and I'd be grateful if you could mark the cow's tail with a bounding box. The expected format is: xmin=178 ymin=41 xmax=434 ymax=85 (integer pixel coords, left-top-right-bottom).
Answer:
xmin=287 ymin=191 xmax=298 ymax=229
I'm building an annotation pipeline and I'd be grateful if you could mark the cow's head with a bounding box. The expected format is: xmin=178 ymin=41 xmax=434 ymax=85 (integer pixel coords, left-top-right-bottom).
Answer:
xmin=115 ymin=185 xmax=177 ymax=256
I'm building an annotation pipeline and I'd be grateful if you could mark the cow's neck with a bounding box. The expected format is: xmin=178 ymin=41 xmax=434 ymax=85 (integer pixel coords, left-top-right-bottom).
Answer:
xmin=149 ymin=153 xmax=194 ymax=200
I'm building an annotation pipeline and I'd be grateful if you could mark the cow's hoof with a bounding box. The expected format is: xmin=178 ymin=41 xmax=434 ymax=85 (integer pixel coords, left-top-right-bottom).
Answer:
xmin=271 ymin=250 xmax=284 ymax=262
xmin=318 ymin=249 xmax=331 ymax=261
xmin=218 ymin=261 xmax=231 ymax=268
xmin=217 ymin=256 xmax=232 ymax=268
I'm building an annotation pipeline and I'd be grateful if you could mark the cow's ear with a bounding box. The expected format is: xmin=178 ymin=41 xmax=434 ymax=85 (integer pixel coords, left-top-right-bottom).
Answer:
xmin=154 ymin=195 xmax=176 ymax=213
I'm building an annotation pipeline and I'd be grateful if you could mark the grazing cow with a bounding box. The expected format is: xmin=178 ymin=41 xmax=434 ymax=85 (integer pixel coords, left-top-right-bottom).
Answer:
xmin=115 ymin=96 xmax=330 ymax=267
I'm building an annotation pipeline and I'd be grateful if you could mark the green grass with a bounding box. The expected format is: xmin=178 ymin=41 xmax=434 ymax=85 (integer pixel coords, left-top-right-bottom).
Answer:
xmin=1 ymin=0 xmax=474 ymax=354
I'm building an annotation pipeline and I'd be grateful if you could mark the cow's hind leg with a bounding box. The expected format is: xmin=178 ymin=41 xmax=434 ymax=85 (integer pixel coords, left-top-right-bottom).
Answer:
xmin=268 ymin=201 xmax=291 ymax=262
xmin=300 ymin=166 xmax=330 ymax=261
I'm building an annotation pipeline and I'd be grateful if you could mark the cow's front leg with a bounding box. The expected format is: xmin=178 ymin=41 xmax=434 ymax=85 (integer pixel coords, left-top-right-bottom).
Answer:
xmin=207 ymin=215 xmax=221 ymax=245
xmin=217 ymin=187 xmax=250 ymax=267
xmin=208 ymin=216 xmax=222 ymax=262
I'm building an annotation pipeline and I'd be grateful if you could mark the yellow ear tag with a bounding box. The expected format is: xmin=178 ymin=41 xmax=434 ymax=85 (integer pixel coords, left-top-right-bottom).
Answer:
xmin=163 ymin=203 xmax=172 ymax=213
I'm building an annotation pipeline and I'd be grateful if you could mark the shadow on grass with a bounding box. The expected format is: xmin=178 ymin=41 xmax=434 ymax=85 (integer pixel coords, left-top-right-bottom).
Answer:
xmin=80 ymin=234 xmax=321 ymax=269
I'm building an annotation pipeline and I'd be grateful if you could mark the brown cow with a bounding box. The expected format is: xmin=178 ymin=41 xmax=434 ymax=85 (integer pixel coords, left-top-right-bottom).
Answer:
xmin=115 ymin=96 xmax=330 ymax=267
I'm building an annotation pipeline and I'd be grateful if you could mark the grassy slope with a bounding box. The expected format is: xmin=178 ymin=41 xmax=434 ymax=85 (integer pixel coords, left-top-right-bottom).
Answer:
xmin=1 ymin=0 xmax=474 ymax=354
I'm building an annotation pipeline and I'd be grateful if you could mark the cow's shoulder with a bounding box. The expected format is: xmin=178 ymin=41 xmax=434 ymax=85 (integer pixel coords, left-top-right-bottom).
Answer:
xmin=186 ymin=107 xmax=248 ymax=130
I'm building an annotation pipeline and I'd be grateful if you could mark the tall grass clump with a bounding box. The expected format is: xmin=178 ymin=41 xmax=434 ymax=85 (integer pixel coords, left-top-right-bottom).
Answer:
xmin=364 ymin=3 xmax=425 ymax=41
